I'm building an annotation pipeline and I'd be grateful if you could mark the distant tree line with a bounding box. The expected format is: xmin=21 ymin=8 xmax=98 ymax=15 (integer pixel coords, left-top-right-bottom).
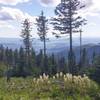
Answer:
xmin=0 ymin=45 xmax=66 ymax=76
xmin=0 ymin=44 xmax=100 ymax=81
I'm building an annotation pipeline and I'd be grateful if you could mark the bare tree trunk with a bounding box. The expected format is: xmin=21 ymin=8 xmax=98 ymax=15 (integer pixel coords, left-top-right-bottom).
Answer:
xmin=79 ymin=29 xmax=82 ymax=70
xmin=43 ymin=35 xmax=47 ymax=73
xmin=68 ymin=0 xmax=73 ymax=74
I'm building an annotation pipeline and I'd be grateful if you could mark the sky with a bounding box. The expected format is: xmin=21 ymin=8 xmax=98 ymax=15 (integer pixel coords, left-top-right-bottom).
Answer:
xmin=0 ymin=0 xmax=100 ymax=38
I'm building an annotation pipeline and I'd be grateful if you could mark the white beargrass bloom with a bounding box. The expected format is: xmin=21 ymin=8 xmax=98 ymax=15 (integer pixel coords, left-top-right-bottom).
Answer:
xmin=11 ymin=82 xmax=15 ymax=87
xmin=47 ymin=75 xmax=49 ymax=79
xmin=64 ymin=75 xmax=66 ymax=78
xmin=36 ymin=79 xmax=40 ymax=84
xmin=42 ymin=73 xmax=49 ymax=80
xmin=64 ymin=77 xmax=67 ymax=82
xmin=77 ymin=75 xmax=82 ymax=79
xmin=47 ymin=80 xmax=50 ymax=84
xmin=56 ymin=73 xmax=59 ymax=78
xmin=45 ymin=76 xmax=49 ymax=80
xmin=66 ymin=73 xmax=70 ymax=77
xmin=84 ymin=76 xmax=89 ymax=80
xmin=53 ymin=76 xmax=56 ymax=79
xmin=43 ymin=73 xmax=46 ymax=78
xmin=83 ymin=74 xmax=86 ymax=77
xmin=66 ymin=73 xmax=72 ymax=80
xmin=39 ymin=75 xmax=43 ymax=80
xmin=73 ymin=76 xmax=77 ymax=82
xmin=60 ymin=72 xmax=63 ymax=77
xmin=33 ymin=78 xmax=36 ymax=82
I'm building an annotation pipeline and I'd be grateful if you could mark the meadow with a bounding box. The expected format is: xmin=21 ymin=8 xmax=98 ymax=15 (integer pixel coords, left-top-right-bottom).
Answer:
xmin=0 ymin=72 xmax=100 ymax=100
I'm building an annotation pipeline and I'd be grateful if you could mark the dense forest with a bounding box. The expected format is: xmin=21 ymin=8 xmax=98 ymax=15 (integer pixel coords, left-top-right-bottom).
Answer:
xmin=0 ymin=42 xmax=100 ymax=83
xmin=0 ymin=0 xmax=100 ymax=99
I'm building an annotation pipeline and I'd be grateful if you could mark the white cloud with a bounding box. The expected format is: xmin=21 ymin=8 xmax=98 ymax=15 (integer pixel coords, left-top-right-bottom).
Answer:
xmin=38 ymin=0 xmax=60 ymax=7
xmin=0 ymin=7 xmax=37 ymax=38
xmin=0 ymin=21 xmax=14 ymax=29
xmin=87 ymin=22 xmax=96 ymax=27
xmin=0 ymin=7 xmax=36 ymax=22
xmin=0 ymin=0 xmax=30 ymax=5
xmin=78 ymin=0 xmax=100 ymax=18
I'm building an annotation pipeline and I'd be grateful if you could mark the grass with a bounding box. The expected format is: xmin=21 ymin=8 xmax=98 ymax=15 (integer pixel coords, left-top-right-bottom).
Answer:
xmin=0 ymin=72 xmax=100 ymax=100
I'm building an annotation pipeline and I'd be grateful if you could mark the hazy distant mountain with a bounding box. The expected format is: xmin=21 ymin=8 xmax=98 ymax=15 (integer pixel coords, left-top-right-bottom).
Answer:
xmin=0 ymin=37 xmax=100 ymax=55
xmin=56 ymin=44 xmax=100 ymax=61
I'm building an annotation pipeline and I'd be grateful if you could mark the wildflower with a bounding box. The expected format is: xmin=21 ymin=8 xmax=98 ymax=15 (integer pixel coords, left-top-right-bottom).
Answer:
xmin=33 ymin=78 xmax=36 ymax=82
xmin=56 ymin=73 xmax=59 ymax=78
xmin=47 ymin=80 xmax=50 ymax=84
xmin=53 ymin=76 xmax=56 ymax=79
xmin=36 ymin=79 xmax=40 ymax=84
xmin=64 ymin=77 xmax=67 ymax=82
xmin=46 ymin=75 xmax=49 ymax=80
xmin=43 ymin=73 xmax=46 ymax=78
xmin=60 ymin=72 xmax=63 ymax=77
xmin=43 ymin=73 xmax=49 ymax=80
xmin=66 ymin=73 xmax=72 ymax=80
xmin=83 ymin=74 xmax=86 ymax=77
xmin=64 ymin=75 xmax=66 ymax=78
xmin=39 ymin=75 xmax=43 ymax=80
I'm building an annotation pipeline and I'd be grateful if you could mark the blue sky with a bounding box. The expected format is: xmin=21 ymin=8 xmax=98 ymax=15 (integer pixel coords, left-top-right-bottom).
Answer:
xmin=0 ymin=0 xmax=100 ymax=38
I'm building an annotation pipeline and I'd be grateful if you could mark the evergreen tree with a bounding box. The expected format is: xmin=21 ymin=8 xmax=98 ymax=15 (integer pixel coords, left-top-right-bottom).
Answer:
xmin=8 ymin=49 xmax=13 ymax=66
xmin=36 ymin=11 xmax=48 ymax=73
xmin=5 ymin=47 xmax=13 ymax=80
xmin=58 ymin=57 xmax=66 ymax=73
xmin=36 ymin=49 xmax=43 ymax=73
xmin=30 ymin=48 xmax=36 ymax=67
xmin=5 ymin=47 xmax=10 ymax=66
xmin=82 ymin=55 xmax=100 ymax=83
xmin=17 ymin=47 xmax=26 ymax=76
xmin=49 ymin=54 xmax=57 ymax=74
xmin=0 ymin=45 xmax=5 ymax=62
xmin=21 ymin=19 xmax=32 ymax=69
xmin=13 ymin=49 xmax=19 ymax=69
xmin=92 ymin=51 xmax=96 ymax=64
xmin=51 ymin=0 xmax=86 ymax=74
xmin=81 ymin=48 xmax=89 ymax=68
xmin=68 ymin=50 xmax=76 ymax=74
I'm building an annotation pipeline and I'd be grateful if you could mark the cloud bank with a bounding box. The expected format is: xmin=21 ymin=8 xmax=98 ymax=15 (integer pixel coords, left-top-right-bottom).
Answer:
xmin=0 ymin=7 xmax=36 ymax=22
xmin=79 ymin=0 xmax=100 ymax=17
xmin=0 ymin=6 xmax=36 ymax=31
xmin=0 ymin=0 xmax=30 ymax=5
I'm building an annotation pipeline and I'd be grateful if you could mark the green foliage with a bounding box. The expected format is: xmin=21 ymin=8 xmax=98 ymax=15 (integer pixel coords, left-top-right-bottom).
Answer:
xmin=0 ymin=73 xmax=100 ymax=100
xmin=79 ymin=55 xmax=100 ymax=84
xmin=0 ymin=63 xmax=7 ymax=77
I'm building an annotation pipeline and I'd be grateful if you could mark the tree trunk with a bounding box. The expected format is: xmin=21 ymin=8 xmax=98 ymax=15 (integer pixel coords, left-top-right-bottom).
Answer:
xmin=43 ymin=35 xmax=47 ymax=73
xmin=68 ymin=0 xmax=73 ymax=74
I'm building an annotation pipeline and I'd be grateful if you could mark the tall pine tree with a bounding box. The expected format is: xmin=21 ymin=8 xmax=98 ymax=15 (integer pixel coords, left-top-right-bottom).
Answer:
xmin=51 ymin=0 xmax=86 ymax=74
xmin=36 ymin=11 xmax=48 ymax=73
xmin=21 ymin=19 xmax=32 ymax=70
